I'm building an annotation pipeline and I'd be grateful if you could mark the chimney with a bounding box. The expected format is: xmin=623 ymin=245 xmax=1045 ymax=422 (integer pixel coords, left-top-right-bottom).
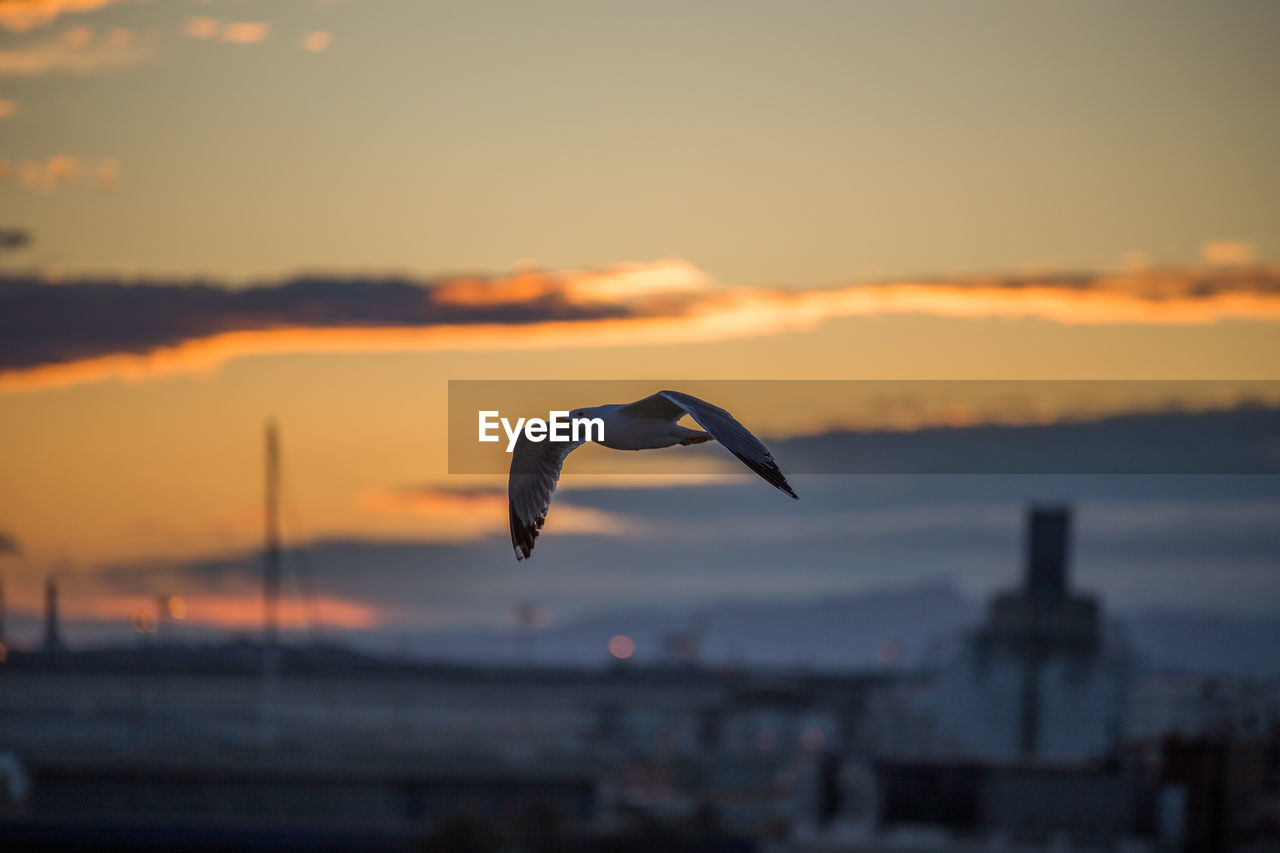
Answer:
xmin=43 ymin=575 xmax=62 ymax=654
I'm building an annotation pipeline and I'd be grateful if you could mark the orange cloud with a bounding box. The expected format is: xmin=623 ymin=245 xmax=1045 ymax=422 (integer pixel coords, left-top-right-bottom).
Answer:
xmin=61 ymin=23 xmax=91 ymax=46
xmin=0 ymin=25 xmax=150 ymax=76
xmin=220 ymin=21 xmax=269 ymax=44
xmin=772 ymin=272 xmax=1280 ymax=326
xmin=183 ymin=16 xmax=219 ymax=39
xmin=19 ymin=154 xmax=81 ymax=192
xmin=0 ymin=0 xmax=129 ymax=33
xmin=2 ymin=261 xmax=1279 ymax=393
xmin=1118 ymin=250 xmax=1150 ymax=272
xmin=1202 ymin=240 xmax=1256 ymax=267
xmin=432 ymin=259 xmax=712 ymax=307
xmin=359 ymin=487 xmax=635 ymax=542
xmin=43 ymin=153 xmax=81 ymax=188
xmin=6 ymin=154 xmax=119 ymax=194
xmin=57 ymin=592 xmax=379 ymax=631
xmin=301 ymin=31 xmax=332 ymax=52
xmin=186 ymin=19 xmax=271 ymax=45
xmin=94 ymin=156 xmax=120 ymax=191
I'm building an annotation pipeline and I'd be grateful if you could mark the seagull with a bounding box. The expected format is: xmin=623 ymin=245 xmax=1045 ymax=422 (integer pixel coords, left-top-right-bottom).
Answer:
xmin=508 ymin=390 xmax=797 ymax=560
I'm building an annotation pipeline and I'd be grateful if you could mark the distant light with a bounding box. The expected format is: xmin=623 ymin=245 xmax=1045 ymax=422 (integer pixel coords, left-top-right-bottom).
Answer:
xmin=800 ymin=728 xmax=825 ymax=751
xmin=167 ymin=595 xmax=188 ymax=620
xmin=608 ymin=634 xmax=635 ymax=660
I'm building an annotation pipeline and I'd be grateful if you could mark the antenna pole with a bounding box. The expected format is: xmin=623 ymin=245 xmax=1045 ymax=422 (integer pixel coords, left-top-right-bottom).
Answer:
xmin=263 ymin=421 xmax=281 ymax=648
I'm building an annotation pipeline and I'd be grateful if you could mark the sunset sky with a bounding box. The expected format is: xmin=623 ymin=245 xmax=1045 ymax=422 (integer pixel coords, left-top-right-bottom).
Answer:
xmin=1 ymin=0 xmax=1277 ymax=648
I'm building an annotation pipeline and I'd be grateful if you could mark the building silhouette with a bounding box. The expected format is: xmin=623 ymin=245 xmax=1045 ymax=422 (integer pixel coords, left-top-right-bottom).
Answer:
xmin=937 ymin=506 xmax=1128 ymax=761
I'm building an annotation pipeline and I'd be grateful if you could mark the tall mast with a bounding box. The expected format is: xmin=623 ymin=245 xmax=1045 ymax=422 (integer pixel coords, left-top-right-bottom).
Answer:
xmin=263 ymin=421 xmax=281 ymax=647
xmin=43 ymin=574 xmax=62 ymax=653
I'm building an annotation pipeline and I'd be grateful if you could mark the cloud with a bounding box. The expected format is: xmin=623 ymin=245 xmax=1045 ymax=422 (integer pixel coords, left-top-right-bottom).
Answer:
xmin=55 ymin=592 xmax=377 ymax=631
xmin=219 ymin=21 xmax=269 ymax=44
xmin=93 ymin=156 xmax=120 ymax=191
xmin=0 ymin=261 xmax=671 ymax=377
xmin=182 ymin=17 xmax=219 ymax=40
xmin=772 ymin=406 xmax=1280 ymax=475
xmin=2 ymin=259 xmax=1280 ymax=392
xmin=0 ymin=25 xmax=150 ymax=76
xmin=59 ymin=476 xmax=1280 ymax=639
xmin=301 ymin=31 xmax=332 ymax=52
xmin=184 ymin=18 xmax=270 ymax=45
xmin=24 ymin=154 xmax=79 ymax=191
xmin=0 ymin=228 xmax=33 ymax=250
xmin=0 ymin=530 xmax=21 ymax=556
xmin=1202 ymin=239 xmax=1257 ymax=267
xmin=61 ymin=23 xmax=91 ymax=47
xmin=5 ymin=155 xmax=119 ymax=194
xmin=360 ymin=486 xmax=637 ymax=542
xmin=0 ymin=0 xmax=130 ymax=33
xmin=1118 ymin=250 xmax=1150 ymax=272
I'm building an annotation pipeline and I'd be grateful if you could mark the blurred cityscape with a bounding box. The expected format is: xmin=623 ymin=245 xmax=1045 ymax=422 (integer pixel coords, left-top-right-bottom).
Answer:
xmin=4 ymin=1 xmax=1278 ymax=849
xmin=1 ymin=505 xmax=1277 ymax=853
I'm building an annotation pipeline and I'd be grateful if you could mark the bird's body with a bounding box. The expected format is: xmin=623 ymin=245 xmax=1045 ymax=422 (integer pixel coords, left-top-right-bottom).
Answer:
xmin=577 ymin=404 xmax=710 ymax=451
xmin=508 ymin=390 xmax=795 ymax=560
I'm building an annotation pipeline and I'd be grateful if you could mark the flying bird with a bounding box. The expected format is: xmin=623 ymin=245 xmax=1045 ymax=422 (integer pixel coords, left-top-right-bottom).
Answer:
xmin=508 ymin=390 xmax=797 ymax=560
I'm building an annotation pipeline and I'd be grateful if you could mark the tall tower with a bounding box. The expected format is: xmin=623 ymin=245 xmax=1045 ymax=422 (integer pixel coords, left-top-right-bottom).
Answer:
xmin=1027 ymin=507 xmax=1070 ymax=603
xmin=973 ymin=506 xmax=1101 ymax=759
xmin=263 ymin=421 xmax=281 ymax=648
xmin=1017 ymin=507 xmax=1071 ymax=756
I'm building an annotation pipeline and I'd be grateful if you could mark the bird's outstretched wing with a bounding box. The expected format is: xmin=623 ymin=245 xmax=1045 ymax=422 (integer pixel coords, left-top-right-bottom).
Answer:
xmin=508 ymin=434 xmax=584 ymax=561
xmin=620 ymin=390 xmax=798 ymax=499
